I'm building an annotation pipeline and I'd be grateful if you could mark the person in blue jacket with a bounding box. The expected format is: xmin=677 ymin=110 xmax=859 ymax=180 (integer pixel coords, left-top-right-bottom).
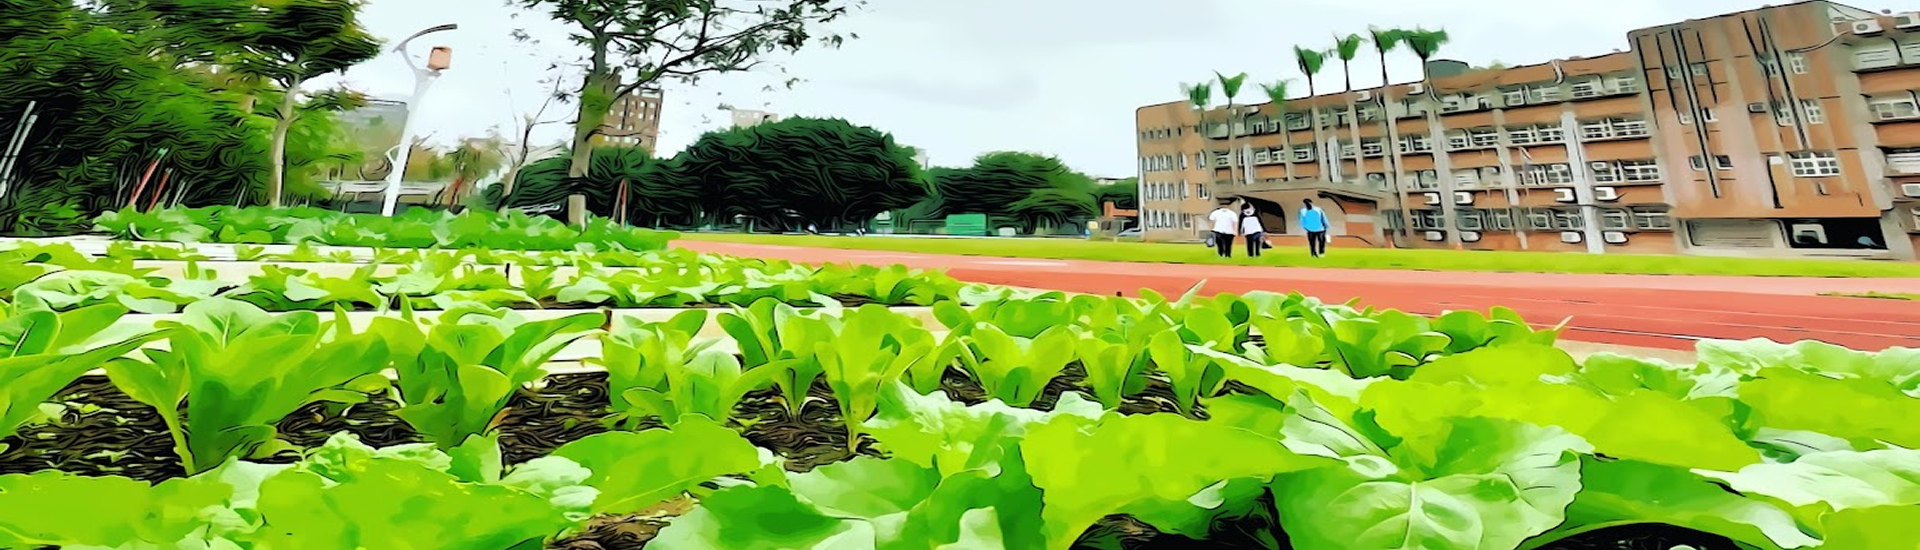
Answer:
xmin=1299 ymin=199 xmax=1330 ymax=258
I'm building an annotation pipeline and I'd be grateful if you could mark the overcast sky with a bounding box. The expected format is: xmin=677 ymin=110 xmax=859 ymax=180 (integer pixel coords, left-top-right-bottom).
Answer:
xmin=313 ymin=0 xmax=1785 ymax=177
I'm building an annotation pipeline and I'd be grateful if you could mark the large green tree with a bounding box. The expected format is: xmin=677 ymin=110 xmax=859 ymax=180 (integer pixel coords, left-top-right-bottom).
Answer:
xmin=660 ymin=117 xmax=926 ymax=230
xmin=511 ymin=0 xmax=857 ymax=180
xmin=0 ymin=0 xmax=257 ymax=232
xmin=932 ymin=151 xmax=1098 ymax=233
xmin=95 ymin=0 xmax=383 ymax=207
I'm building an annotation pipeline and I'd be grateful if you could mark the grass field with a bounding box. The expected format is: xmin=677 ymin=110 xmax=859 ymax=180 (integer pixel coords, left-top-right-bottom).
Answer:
xmin=678 ymin=233 xmax=1920 ymax=278
xmin=1821 ymin=291 xmax=1920 ymax=300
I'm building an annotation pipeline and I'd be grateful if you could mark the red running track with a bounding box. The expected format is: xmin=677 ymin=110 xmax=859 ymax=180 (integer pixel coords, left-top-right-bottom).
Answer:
xmin=676 ymin=241 xmax=1920 ymax=352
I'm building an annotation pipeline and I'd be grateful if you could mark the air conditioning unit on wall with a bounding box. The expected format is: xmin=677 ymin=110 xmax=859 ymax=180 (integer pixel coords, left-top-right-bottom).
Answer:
xmin=1604 ymin=231 xmax=1629 ymax=244
xmin=1747 ymin=103 xmax=1769 ymax=114
xmin=1424 ymin=231 xmax=1445 ymax=241
xmin=1454 ymin=191 xmax=1473 ymax=204
xmin=1903 ymin=182 xmax=1920 ymax=197
xmin=1356 ymin=90 xmax=1374 ymax=102
xmin=1459 ymin=231 xmax=1482 ymax=242
xmin=1408 ymin=83 xmax=1426 ymax=95
xmin=1854 ymin=19 xmax=1885 ymax=34
xmin=1560 ymin=231 xmax=1583 ymax=243
xmin=1898 ymin=12 xmax=1920 ymax=29
xmin=1425 ymin=192 xmax=1443 ymax=205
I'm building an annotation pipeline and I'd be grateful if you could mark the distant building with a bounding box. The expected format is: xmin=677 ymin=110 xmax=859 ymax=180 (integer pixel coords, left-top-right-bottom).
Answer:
xmin=1136 ymin=0 xmax=1920 ymax=260
xmin=913 ymin=147 xmax=931 ymax=169
xmin=731 ymin=109 xmax=781 ymax=128
xmin=592 ymin=87 xmax=663 ymax=152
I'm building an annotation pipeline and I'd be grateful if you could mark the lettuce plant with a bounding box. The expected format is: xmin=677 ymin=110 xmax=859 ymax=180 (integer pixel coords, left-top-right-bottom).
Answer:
xmin=812 ymin=305 xmax=946 ymax=436
xmin=956 ymin=324 xmax=1078 ymax=408
xmin=0 ymin=304 xmax=163 ymax=451
xmin=105 ymin=299 xmax=393 ymax=474
xmin=594 ymin=311 xmax=774 ymax=428
xmin=377 ymin=308 xmax=603 ymax=448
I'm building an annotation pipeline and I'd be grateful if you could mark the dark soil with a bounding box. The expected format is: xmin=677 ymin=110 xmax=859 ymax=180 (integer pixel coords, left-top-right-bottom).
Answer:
xmin=1532 ymin=523 xmax=1741 ymax=550
xmin=0 ymin=365 xmax=1729 ymax=550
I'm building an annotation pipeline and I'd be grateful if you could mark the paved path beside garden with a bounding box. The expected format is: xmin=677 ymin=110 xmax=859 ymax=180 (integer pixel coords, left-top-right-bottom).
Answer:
xmin=676 ymin=240 xmax=1920 ymax=352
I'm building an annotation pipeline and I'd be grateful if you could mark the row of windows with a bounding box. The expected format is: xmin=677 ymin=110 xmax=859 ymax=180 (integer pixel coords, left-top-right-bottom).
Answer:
xmin=1140 ymin=154 xmax=1189 ymax=173
xmin=1143 ymin=181 xmax=1209 ymax=202
xmin=1219 ymin=117 xmax=1651 ymax=166
xmin=1384 ymin=207 xmax=1674 ymax=232
xmin=1140 ymin=210 xmax=1196 ymax=229
xmin=1140 ymin=127 xmax=1185 ymax=141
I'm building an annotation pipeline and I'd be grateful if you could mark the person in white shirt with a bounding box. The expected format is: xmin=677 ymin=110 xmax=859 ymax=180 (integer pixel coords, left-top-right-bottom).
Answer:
xmin=1207 ymin=201 xmax=1239 ymax=258
xmin=1239 ymin=204 xmax=1266 ymax=257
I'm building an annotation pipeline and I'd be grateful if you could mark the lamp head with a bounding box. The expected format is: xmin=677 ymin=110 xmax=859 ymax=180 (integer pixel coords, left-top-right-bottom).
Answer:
xmin=427 ymin=46 xmax=452 ymax=71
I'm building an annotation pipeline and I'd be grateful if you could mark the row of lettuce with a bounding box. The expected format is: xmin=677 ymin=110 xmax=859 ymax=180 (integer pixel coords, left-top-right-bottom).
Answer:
xmin=90 ymin=206 xmax=677 ymax=252
xmin=1 ymin=242 xmax=971 ymax=312
xmin=0 ymin=285 xmax=1916 ymax=549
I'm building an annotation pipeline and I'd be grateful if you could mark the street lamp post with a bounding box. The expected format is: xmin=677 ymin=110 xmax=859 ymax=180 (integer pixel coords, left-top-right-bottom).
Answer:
xmin=380 ymin=23 xmax=457 ymax=217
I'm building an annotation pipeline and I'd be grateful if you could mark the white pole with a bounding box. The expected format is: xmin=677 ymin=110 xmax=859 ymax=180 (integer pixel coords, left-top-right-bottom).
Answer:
xmin=380 ymin=71 xmax=439 ymax=216
xmin=378 ymin=24 xmax=456 ymax=217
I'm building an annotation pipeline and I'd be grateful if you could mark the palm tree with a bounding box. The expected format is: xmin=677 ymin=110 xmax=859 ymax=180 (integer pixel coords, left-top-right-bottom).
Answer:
xmin=1294 ymin=46 xmax=1330 ymax=182
xmin=1333 ymin=34 xmax=1366 ymax=187
xmin=1369 ymin=27 xmax=1409 ymax=246
xmin=1259 ymin=80 xmax=1296 ymax=181
xmin=1402 ymin=28 xmax=1456 ymax=246
xmin=1216 ymin=71 xmax=1249 ymax=188
xmin=1183 ymin=81 xmax=1214 ymax=185
xmin=1403 ymin=28 xmax=1453 ymax=100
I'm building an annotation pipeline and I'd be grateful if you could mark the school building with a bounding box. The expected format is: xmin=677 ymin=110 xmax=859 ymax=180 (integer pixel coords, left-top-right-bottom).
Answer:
xmin=1134 ymin=1 xmax=1920 ymax=260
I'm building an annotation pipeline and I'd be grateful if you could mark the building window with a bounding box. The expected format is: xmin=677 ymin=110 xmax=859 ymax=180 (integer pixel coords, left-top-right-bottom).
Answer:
xmin=1490 ymin=208 xmax=1515 ymax=231
xmin=1529 ymin=85 xmax=1561 ymax=103
xmin=1457 ymin=209 xmax=1485 ymax=231
xmin=1715 ymin=156 xmax=1733 ymax=170
xmin=1620 ymin=160 xmax=1662 ymax=182
xmin=1630 ymin=207 xmax=1673 ymax=230
xmin=1600 ymin=208 xmax=1632 ymax=230
xmin=1800 ymin=99 xmax=1825 ymax=124
xmin=1367 ymin=173 xmax=1389 ymax=191
xmin=1502 ymin=87 xmax=1527 ymax=106
xmin=1525 ymin=208 xmax=1555 ymax=230
xmin=1553 ymin=209 xmax=1584 ymax=231
xmin=1361 ymin=139 xmax=1384 ymax=156
xmin=1571 ymin=78 xmax=1601 ymax=99
xmin=1787 ymin=52 xmax=1808 ymax=74
xmin=1411 ymin=209 xmax=1445 ymax=230
xmin=1592 ymin=162 xmax=1623 ymax=183
xmin=1689 ymin=156 xmax=1706 ymax=171
xmin=1470 ymin=128 xmax=1499 ymax=148
xmin=1381 ymin=209 xmax=1405 ymax=230
xmin=1510 ymin=127 xmax=1538 ymax=144
xmin=1871 ymin=96 xmax=1920 ymax=120
xmin=1610 ymin=75 xmax=1641 ymax=93
xmin=1678 ymin=112 xmax=1695 ymax=125
xmin=1789 ymin=152 xmax=1842 ymax=177
xmin=1702 ymin=108 xmax=1718 ymax=122
xmin=1537 ymin=125 xmax=1565 ymax=142
xmin=1447 ymin=131 xmax=1470 ymax=150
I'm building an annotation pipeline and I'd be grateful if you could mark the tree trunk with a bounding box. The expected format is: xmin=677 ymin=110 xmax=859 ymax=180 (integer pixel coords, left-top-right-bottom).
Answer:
xmin=1344 ymin=61 xmax=1364 ymax=188
xmin=267 ymin=76 xmax=304 ymax=208
xmin=1379 ymin=50 xmax=1406 ymax=248
xmin=567 ymin=50 xmax=619 ymax=179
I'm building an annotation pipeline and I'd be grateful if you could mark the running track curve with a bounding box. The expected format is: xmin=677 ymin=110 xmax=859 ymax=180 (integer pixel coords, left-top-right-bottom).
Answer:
xmin=677 ymin=241 xmax=1920 ymax=352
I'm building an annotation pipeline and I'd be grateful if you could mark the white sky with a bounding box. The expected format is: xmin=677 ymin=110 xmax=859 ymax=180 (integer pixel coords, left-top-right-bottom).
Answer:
xmin=313 ymin=0 xmax=1785 ymax=177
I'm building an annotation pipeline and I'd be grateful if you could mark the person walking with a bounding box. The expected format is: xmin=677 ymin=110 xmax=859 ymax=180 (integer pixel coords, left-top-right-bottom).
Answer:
xmin=1208 ymin=200 xmax=1238 ymax=258
xmin=1240 ymin=204 xmax=1266 ymax=258
xmin=1299 ymin=199 xmax=1330 ymax=258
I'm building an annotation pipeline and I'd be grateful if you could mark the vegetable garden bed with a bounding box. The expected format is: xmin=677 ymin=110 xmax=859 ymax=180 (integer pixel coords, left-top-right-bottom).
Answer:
xmin=0 ymin=208 xmax=1914 ymax=550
